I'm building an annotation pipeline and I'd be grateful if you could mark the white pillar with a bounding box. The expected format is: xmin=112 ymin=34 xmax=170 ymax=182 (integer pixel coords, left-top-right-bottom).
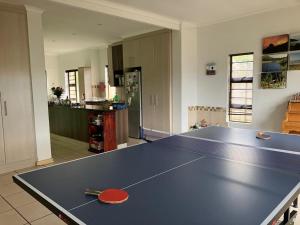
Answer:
xmin=171 ymin=30 xmax=182 ymax=134
xmin=180 ymin=23 xmax=198 ymax=132
xmin=25 ymin=5 xmax=53 ymax=164
xmin=171 ymin=23 xmax=198 ymax=133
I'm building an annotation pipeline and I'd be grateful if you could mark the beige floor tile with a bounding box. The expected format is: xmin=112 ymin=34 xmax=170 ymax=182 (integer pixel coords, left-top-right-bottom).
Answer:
xmin=128 ymin=138 xmax=146 ymax=146
xmin=0 ymin=209 xmax=27 ymax=225
xmin=0 ymin=172 xmax=16 ymax=185
xmin=50 ymin=134 xmax=93 ymax=163
xmin=0 ymin=183 xmax=23 ymax=197
xmin=0 ymin=197 xmax=12 ymax=214
xmin=5 ymin=191 xmax=36 ymax=208
xmin=16 ymin=201 xmax=51 ymax=222
xmin=16 ymin=166 xmax=44 ymax=175
xmin=294 ymin=209 xmax=300 ymax=225
xmin=31 ymin=214 xmax=65 ymax=225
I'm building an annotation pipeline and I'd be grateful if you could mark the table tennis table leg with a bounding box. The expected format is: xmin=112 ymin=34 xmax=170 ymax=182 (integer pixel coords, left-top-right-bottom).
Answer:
xmin=283 ymin=208 xmax=290 ymax=224
xmin=279 ymin=206 xmax=298 ymax=225
xmin=293 ymin=197 xmax=298 ymax=208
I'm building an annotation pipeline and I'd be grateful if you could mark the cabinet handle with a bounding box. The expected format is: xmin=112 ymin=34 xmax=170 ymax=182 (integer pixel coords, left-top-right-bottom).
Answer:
xmin=4 ymin=101 xmax=7 ymax=116
xmin=155 ymin=95 xmax=158 ymax=107
xmin=150 ymin=95 xmax=153 ymax=105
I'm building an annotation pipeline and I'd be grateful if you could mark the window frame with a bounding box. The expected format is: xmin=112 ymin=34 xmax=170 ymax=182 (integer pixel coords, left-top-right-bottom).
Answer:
xmin=229 ymin=52 xmax=254 ymax=124
xmin=66 ymin=69 xmax=79 ymax=103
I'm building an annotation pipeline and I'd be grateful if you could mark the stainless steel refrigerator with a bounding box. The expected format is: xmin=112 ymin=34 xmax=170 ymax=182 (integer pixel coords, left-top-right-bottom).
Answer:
xmin=125 ymin=70 xmax=142 ymax=138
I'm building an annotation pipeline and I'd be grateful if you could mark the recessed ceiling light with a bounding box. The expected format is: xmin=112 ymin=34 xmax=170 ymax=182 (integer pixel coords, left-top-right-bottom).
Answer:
xmin=97 ymin=23 xmax=102 ymax=26
xmin=52 ymin=40 xmax=56 ymax=42
xmin=72 ymin=33 xmax=77 ymax=36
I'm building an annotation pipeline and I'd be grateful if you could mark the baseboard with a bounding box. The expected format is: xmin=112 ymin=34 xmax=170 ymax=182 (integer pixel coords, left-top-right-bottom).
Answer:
xmin=0 ymin=159 xmax=36 ymax=175
xmin=143 ymin=128 xmax=170 ymax=139
xmin=36 ymin=158 xmax=54 ymax=166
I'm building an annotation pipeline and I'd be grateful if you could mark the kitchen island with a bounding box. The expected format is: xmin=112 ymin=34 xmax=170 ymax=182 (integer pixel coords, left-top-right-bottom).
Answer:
xmin=48 ymin=105 xmax=128 ymax=152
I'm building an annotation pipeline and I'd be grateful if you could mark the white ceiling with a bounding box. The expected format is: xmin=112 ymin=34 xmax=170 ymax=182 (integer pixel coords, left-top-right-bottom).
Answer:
xmin=2 ymin=0 xmax=300 ymax=54
xmin=1 ymin=0 xmax=159 ymax=54
xmin=106 ymin=0 xmax=300 ymax=26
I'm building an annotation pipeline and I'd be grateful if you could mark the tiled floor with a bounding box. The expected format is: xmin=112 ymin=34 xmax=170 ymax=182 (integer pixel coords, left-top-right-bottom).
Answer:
xmin=0 ymin=135 xmax=299 ymax=225
xmin=51 ymin=134 xmax=94 ymax=163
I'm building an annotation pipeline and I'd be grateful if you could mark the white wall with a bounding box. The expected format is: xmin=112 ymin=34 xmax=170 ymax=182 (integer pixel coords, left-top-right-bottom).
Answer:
xmin=197 ymin=5 xmax=300 ymax=131
xmin=45 ymin=54 xmax=61 ymax=94
xmin=45 ymin=47 xmax=108 ymax=97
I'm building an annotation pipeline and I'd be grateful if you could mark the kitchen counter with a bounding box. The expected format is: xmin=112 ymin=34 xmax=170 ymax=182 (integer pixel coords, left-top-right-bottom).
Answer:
xmin=70 ymin=105 xmax=113 ymax=111
xmin=48 ymin=105 xmax=128 ymax=145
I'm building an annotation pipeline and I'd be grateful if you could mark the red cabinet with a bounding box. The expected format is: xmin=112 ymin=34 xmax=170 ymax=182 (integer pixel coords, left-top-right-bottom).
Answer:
xmin=88 ymin=111 xmax=117 ymax=153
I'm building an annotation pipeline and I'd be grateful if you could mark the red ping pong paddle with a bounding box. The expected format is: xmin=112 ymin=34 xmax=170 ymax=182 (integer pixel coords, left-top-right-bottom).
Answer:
xmin=85 ymin=188 xmax=129 ymax=204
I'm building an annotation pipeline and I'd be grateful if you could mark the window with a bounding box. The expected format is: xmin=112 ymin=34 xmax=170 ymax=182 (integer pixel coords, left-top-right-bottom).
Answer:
xmin=65 ymin=69 xmax=79 ymax=103
xmin=229 ymin=53 xmax=254 ymax=123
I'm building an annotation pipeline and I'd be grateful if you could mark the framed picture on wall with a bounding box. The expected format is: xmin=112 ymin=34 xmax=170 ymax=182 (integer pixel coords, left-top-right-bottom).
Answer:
xmin=289 ymin=52 xmax=300 ymax=70
xmin=290 ymin=34 xmax=300 ymax=51
xmin=261 ymin=71 xmax=287 ymax=89
xmin=262 ymin=53 xmax=288 ymax=73
xmin=262 ymin=34 xmax=289 ymax=54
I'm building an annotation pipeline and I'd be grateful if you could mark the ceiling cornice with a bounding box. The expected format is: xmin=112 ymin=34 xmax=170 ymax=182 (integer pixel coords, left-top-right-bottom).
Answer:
xmin=197 ymin=3 xmax=300 ymax=28
xmin=49 ymin=0 xmax=181 ymax=30
xmin=24 ymin=5 xmax=44 ymax=14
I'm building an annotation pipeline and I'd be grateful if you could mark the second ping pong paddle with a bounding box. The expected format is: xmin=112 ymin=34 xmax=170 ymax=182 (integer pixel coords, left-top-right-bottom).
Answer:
xmin=85 ymin=188 xmax=129 ymax=204
xmin=256 ymin=131 xmax=271 ymax=140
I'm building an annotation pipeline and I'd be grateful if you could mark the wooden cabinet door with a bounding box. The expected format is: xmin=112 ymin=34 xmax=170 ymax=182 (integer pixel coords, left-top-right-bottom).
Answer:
xmin=0 ymin=93 xmax=5 ymax=166
xmin=140 ymin=36 xmax=155 ymax=131
xmin=123 ymin=39 xmax=141 ymax=69
xmin=112 ymin=45 xmax=123 ymax=71
xmin=0 ymin=8 xmax=36 ymax=163
xmin=103 ymin=112 xmax=117 ymax=151
xmin=150 ymin=31 xmax=171 ymax=133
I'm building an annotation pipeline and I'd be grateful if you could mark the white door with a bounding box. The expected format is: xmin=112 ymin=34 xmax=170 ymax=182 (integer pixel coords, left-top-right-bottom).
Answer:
xmin=0 ymin=9 xmax=36 ymax=163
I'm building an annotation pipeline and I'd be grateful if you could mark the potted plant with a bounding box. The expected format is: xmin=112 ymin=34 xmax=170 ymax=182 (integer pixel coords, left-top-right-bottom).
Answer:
xmin=51 ymin=87 xmax=64 ymax=100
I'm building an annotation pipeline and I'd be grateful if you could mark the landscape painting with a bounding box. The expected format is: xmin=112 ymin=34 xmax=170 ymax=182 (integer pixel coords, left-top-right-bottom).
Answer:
xmin=261 ymin=71 xmax=287 ymax=89
xmin=290 ymin=34 xmax=300 ymax=51
xmin=262 ymin=53 xmax=288 ymax=73
xmin=289 ymin=52 xmax=300 ymax=70
xmin=263 ymin=34 xmax=289 ymax=54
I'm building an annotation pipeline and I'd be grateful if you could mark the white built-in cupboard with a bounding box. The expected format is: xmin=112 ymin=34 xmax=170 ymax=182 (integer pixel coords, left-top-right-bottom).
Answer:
xmin=0 ymin=3 xmax=36 ymax=173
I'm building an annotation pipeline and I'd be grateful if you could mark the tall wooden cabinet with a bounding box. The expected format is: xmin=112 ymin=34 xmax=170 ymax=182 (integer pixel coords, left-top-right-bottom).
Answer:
xmin=0 ymin=4 xmax=36 ymax=173
xmin=123 ymin=30 xmax=171 ymax=134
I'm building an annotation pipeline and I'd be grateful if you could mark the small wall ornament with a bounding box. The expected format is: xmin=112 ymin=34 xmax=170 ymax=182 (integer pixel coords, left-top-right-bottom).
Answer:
xmin=206 ymin=63 xmax=216 ymax=75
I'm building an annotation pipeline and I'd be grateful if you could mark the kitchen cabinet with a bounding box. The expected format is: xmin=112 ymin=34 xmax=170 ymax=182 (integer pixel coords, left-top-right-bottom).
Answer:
xmin=140 ymin=36 xmax=155 ymax=130
xmin=112 ymin=45 xmax=123 ymax=71
xmin=0 ymin=3 xmax=36 ymax=172
xmin=151 ymin=31 xmax=171 ymax=132
xmin=107 ymin=43 xmax=124 ymax=86
xmin=124 ymin=30 xmax=171 ymax=134
xmin=123 ymin=38 xmax=141 ymax=69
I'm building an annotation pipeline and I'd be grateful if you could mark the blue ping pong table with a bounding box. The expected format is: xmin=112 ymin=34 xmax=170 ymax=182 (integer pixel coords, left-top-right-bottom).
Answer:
xmin=13 ymin=126 xmax=300 ymax=225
